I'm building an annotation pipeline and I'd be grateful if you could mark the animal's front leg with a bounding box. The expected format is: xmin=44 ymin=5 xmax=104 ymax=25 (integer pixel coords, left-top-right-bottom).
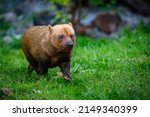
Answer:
xmin=37 ymin=60 xmax=48 ymax=76
xmin=59 ymin=62 xmax=71 ymax=81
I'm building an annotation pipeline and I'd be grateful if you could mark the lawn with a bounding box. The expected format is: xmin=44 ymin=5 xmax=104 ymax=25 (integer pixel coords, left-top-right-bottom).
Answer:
xmin=0 ymin=25 xmax=150 ymax=100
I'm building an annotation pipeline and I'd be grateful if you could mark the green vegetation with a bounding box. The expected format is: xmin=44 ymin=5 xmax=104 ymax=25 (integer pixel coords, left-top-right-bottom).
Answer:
xmin=49 ymin=0 xmax=69 ymax=6
xmin=0 ymin=25 xmax=150 ymax=100
xmin=88 ymin=0 xmax=117 ymax=7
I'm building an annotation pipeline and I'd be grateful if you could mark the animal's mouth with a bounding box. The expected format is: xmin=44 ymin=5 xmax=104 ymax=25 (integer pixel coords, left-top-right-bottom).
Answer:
xmin=60 ymin=45 xmax=73 ymax=52
xmin=66 ymin=45 xmax=73 ymax=50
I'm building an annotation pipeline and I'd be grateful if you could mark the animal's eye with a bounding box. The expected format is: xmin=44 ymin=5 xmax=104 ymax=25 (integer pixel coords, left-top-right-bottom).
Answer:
xmin=58 ymin=35 xmax=64 ymax=40
xmin=70 ymin=34 xmax=74 ymax=38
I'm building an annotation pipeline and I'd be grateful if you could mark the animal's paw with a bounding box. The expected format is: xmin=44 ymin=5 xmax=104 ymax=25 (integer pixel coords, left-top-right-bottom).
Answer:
xmin=28 ymin=64 xmax=34 ymax=73
xmin=64 ymin=76 xmax=72 ymax=81
xmin=57 ymin=71 xmax=63 ymax=77
xmin=57 ymin=71 xmax=72 ymax=81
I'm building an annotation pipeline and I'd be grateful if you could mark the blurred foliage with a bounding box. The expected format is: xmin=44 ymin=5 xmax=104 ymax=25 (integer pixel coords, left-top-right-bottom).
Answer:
xmin=88 ymin=0 xmax=117 ymax=6
xmin=0 ymin=21 xmax=10 ymax=30
xmin=8 ymin=37 xmax=21 ymax=49
xmin=2 ymin=35 xmax=21 ymax=49
xmin=49 ymin=0 xmax=69 ymax=6
xmin=88 ymin=0 xmax=104 ymax=6
xmin=51 ymin=11 xmax=71 ymax=24
xmin=49 ymin=0 xmax=117 ymax=7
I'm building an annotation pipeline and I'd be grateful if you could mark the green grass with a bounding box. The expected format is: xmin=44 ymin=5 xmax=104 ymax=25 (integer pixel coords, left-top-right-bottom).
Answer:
xmin=0 ymin=25 xmax=150 ymax=100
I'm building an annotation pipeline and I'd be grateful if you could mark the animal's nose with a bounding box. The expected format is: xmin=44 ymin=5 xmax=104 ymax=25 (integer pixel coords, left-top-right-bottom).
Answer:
xmin=66 ymin=40 xmax=73 ymax=47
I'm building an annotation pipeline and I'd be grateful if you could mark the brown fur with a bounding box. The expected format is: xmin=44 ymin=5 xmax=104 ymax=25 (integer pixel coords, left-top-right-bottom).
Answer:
xmin=21 ymin=23 xmax=75 ymax=81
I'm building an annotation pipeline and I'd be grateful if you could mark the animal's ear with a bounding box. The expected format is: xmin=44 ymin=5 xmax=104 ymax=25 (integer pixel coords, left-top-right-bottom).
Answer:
xmin=48 ymin=24 xmax=53 ymax=33
xmin=68 ymin=22 xmax=72 ymax=27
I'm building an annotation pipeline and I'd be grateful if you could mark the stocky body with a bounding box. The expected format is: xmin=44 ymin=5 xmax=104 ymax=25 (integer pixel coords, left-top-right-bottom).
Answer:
xmin=21 ymin=23 xmax=75 ymax=81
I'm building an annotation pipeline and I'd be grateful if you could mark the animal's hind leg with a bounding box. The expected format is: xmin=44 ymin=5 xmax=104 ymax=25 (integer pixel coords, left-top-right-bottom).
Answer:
xmin=26 ymin=56 xmax=39 ymax=74
xmin=28 ymin=64 xmax=34 ymax=73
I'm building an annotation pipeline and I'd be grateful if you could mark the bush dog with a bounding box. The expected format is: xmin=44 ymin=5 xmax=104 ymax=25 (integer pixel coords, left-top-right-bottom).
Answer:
xmin=21 ymin=23 xmax=75 ymax=81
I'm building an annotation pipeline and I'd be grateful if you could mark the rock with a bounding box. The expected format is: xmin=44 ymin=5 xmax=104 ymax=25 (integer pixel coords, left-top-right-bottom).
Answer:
xmin=119 ymin=0 xmax=150 ymax=16
xmin=3 ymin=36 xmax=13 ymax=45
xmin=3 ymin=28 xmax=22 ymax=45
xmin=85 ymin=27 xmax=120 ymax=39
xmin=77 ymin=6 xmax=150 ymax=39
xmin=118 ymin=6 xmax=150 ymax=28
xmin=80 ymin=9 xmax=99 ymax=25
xmin=77 ymin=10 xmax=121 ymax=38
xmin=78 ymin=25 xmax=93 ymax=34
xmin=15 ymin=0 xmax=58 ymax=25
xmin=3 ymin=12 xmax=17 ymax=23
xmin=0 ymin=88 xmax=12 ymax=99
xmin=13 ymin=0 xmax=53 ymax=15
xmin=118 ymin=7 xmax=140 ymax=28
xmin=0 ymin=0 xmax=60 ymax=45
xmin=92 ymin=11 xmax=121 ymax=34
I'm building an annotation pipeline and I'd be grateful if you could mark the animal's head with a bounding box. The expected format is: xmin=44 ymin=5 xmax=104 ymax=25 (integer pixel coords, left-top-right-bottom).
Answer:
xmin=48 ymin=23 xmax=75 ymax=52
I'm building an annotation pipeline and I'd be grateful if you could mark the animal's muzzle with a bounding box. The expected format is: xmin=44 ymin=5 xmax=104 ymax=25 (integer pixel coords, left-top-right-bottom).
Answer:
xmin=66 ymin=40 xmax=73 ymax=48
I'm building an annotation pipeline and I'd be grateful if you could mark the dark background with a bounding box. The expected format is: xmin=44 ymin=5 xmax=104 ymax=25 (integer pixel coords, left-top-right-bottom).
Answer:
xmin=0 ymin=0 xmax=150 ymax=43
